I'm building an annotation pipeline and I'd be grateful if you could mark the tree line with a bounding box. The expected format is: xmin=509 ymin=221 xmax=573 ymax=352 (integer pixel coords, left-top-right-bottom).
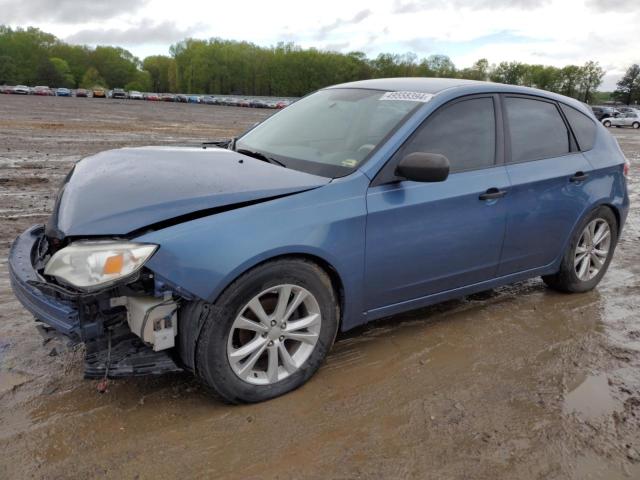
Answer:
xmin=1 ymin=25 xmax=638 ymax=104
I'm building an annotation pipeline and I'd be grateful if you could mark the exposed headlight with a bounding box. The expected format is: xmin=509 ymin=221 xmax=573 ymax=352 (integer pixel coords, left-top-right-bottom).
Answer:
xmin=44 ymin=241 xmax=158 ymax=290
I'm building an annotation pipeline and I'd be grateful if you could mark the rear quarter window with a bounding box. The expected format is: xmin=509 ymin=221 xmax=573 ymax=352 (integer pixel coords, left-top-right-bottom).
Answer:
xmin=560 ymin=104 xmax=597 ymax=151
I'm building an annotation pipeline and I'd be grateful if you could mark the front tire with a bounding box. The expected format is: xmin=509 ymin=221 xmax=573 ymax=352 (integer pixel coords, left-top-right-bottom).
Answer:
xmin=603 ymin=120 xmax=612 ymax=127
xmin=194 ymin=259 xmax=339 ymax=403
xmin=633 ymin=122 xmax=640 ymax=129
xmin=542 ymin=206 xmax=618 ymax=293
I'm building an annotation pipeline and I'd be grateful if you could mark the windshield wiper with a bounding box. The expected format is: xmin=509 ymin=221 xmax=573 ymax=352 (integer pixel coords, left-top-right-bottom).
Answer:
xmin=202 ymin=138 xmax=234 ymax=149
xmin=236 ymin=148 xmax=286 ymax=168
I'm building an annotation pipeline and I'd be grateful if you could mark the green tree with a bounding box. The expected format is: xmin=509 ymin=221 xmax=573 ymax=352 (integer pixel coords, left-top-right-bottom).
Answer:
xmin=522 ymin=65 xmax=561 ymax=91
xmin=0 ymin=55 xmax=16 ymax=84
xmin=49 ymin=43 xmax=91 ymax=87
xmin=459 ymin=58 xmax=489 ymax=80
xmin=125 ymin=70 xmax=152 ymax=92
xmin=558 ymin=65 xmax=582 ymax=98
xmin=90 ymin=46 xmax=139 ymax=88
xmin=49 ymin=57 xmax=74 ymax=87
xmin=424 ymin=54 xmax=456 ymax=77
xmin=0 ymin=26 xmax=56 ymax=84
xmin=80 ymin=66 xmax=106 ymax=88
xmin=490 ymin=61 xmax=527 ymax=85
xmin=0 ymin=23 xmax=626 ymax=101
xmin=142 ymin=55 xmax=176 ymax=92
xmin=578 ymin=61 xmax=605 ymax=103
xmin=35 ymin=58 xmax=65 ymax=86
xmin=614 ymin=64 xmax=640 ymax=105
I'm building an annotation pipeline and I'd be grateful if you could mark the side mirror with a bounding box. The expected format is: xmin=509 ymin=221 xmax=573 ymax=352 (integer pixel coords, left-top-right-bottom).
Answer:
xmin=396 ymin=152 xmax=450 ymax=182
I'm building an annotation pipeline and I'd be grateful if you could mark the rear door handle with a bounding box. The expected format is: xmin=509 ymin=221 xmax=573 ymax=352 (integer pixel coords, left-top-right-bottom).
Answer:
xmin=570 ymin=171 xmax=589 ymax=182
xmin=479 ymin=187 xmax=507 ymax=201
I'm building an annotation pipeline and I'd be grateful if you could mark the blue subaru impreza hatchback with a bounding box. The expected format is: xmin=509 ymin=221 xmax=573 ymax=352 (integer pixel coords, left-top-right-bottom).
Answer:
xmin=9 ymin=78 xmax=629 ymax=402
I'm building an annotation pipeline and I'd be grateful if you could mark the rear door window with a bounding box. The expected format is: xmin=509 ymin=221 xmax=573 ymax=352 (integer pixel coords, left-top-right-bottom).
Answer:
xmin=560 ymin=104 xmax=597 ymax=151
xmin=504 ymin=96 xmax=570 ymax=163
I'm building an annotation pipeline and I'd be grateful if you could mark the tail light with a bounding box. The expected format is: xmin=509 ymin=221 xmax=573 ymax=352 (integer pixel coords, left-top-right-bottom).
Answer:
xmin=612 ymin=136 xmax=630 ymax=178
xmin=623 ymin=158 xmax=630 ymax=178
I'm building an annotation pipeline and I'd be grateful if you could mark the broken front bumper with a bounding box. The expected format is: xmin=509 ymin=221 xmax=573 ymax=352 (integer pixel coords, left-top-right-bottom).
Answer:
xmin=9 ymin=225 xmax=80 ymax=337
xmin=8 ymin=224 xmax=183 ymax=378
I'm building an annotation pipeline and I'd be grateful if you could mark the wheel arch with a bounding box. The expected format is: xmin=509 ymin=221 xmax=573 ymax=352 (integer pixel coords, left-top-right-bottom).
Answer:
xmin=221 ymin=252 xmax=346 ymax=318
xmin=177 ymin=252 xmax=347 ymax=374
xmin=579 ymin=201 xmax=622 ymax=237
xmin=551 ymin=200 xmax=623 ymax=275
xmin=601 ymin=202 xmax=622 ymax=234
xmin=208 ymin=250 xmax=346 ymax=316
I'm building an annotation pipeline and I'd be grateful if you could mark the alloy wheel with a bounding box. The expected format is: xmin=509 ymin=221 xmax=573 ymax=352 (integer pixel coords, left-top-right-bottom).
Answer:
xmin=227 ymin=284 xmax=322 ymax=385
xmin=574 ymin=218 xmax=611 ymax=281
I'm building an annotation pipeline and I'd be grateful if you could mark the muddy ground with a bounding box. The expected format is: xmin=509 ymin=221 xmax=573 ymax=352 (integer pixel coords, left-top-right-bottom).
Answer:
xmin=0 ymin=95 xmax=639 ymax=480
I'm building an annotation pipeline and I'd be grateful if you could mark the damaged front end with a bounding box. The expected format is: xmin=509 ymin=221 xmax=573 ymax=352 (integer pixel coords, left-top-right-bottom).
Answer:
xmin=9 ymin=224 xmax=185 ymax=378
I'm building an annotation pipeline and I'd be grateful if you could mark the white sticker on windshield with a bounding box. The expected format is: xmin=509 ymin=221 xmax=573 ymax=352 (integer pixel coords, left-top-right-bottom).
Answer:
xmin=380 ymin=91 xmax=434 ymax=103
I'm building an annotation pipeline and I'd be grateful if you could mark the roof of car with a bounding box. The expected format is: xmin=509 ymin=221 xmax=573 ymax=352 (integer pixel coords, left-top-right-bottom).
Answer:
xmin=327 ymin=77 xmax=490 ymax=94
xmin=326 ymin=77 xmax=593 ymax=116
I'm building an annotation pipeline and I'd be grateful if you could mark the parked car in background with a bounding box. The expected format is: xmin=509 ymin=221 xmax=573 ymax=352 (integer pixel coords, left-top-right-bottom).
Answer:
xmin=201 ymin=96 xmax=216 ymax=105
xmin=220 ymin=97 xmax=241 ymax=107
xmin=128 ymin=90 xmax=143 ymax=100
xmin=176 ymin=94 xmax=188 ymax=103
xmin=144 ymin=93 xmax=160 ymax=101
xmin=33 ymin=86 xmax=53 ymax=96
xmin=161 ymin=94 xmax=176 ymax=102
xmin=188 ymin=95 xmax=200 ymax=103
xmin=249 ymin=99 xmax=267 ymax=108
xmin=111 ymin=88 xmax=127 ymax=99
xmin=56 ymin=87 xmax=72 ymax=97
xmin=75 ymin=88 xmax=89 ymax=98
xmin=8 ymin=78 xmax=629 ymax=403
xmin=12 ymin=85 xmax=30 ymax=95
xmin=92 ymin=87 xmax=106 ymax=98
xmin=602 ymin=111 xmax=640 ymax=129
xmin=591 ymin=106 xmax=619 ymax=120
xmin=0 ymin=85 xmax=12 ymax=94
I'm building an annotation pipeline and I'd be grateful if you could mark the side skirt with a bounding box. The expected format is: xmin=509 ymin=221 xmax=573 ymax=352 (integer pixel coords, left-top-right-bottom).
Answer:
xmin=362 ymin=263 xmax=559 ymax=324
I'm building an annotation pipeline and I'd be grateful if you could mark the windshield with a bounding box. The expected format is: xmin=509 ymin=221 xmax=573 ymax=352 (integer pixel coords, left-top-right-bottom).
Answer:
xmin=235 ymin=88 xmax=424 ymax=178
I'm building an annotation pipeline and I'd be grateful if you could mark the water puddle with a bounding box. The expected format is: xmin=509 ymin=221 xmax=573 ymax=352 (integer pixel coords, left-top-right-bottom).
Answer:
xmin=563 ymin=374 xmax=621 ymax=420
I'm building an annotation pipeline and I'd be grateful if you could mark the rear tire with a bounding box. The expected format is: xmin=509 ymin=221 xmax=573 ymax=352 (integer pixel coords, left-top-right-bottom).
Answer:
xmin=542 ymin=206 xmax=618 ymax=293
xmin=633 ymin=122 xmax=640 ymax=129
xmin=194 ymin=259 xmax=339 ymax=403
xmin=603 ymin=120 xmax=612 ymax=127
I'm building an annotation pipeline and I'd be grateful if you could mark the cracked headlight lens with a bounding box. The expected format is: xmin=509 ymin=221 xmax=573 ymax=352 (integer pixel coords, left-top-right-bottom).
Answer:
xmin=44 ymin=241 xmax=158 ymax=290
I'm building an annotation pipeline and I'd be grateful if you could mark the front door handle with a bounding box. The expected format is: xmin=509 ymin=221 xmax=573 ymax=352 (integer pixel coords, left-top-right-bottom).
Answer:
xmin=479 ymin=187 xmax=507 ymax=201
xmin=570 ymin=171 xmax=589 ymax=183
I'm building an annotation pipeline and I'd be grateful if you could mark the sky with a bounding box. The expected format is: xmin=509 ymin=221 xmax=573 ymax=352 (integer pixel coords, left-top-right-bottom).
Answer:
xmin=1 ymin=0 xmax=638 ymax=90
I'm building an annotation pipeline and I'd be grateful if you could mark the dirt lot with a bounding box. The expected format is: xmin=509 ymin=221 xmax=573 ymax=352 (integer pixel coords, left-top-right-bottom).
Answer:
xmin=0 ymin=95 xmax=639 ymax=480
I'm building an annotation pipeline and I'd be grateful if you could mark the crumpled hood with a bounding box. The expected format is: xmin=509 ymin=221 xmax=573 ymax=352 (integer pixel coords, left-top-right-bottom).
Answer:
xmin=49 ymin=146 xmax=330 ymax=237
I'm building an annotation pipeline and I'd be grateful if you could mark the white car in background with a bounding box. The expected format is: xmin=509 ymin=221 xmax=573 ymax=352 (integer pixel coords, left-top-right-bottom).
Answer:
xmin=602 ymin=111 xmax=640 ymax=129
xmin=129 ymin=91 xmax=143 ymax=100
xmin=12 ymin=85 xmax=30 ymax=94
